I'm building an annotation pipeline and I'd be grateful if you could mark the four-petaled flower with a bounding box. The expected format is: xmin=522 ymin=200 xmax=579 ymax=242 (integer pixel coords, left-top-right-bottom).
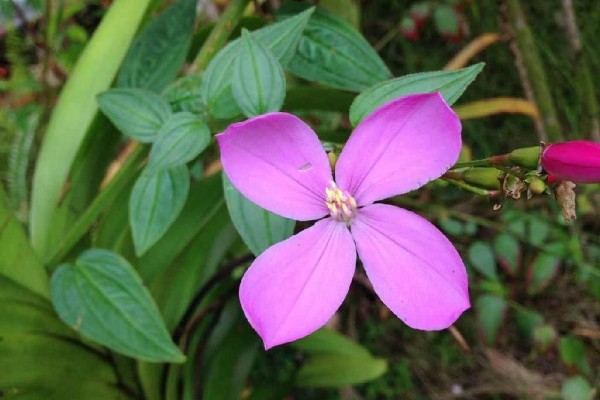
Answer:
xmin=217 ymin=93 xmax=470 ymax=349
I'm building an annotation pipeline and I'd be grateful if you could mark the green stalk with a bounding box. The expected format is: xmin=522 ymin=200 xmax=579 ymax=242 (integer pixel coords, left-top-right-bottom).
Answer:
xmin=503 ymin=0 xmax=563 ymax=141
xmin=189 ymin=0 xmax=250 ymax=72
xmin=30 ymin=0 xmax=152 ymax=257
xmin=45 ymin=145 xmax=146 ymax=268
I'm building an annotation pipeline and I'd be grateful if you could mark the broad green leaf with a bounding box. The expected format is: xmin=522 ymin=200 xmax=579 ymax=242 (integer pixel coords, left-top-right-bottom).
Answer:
xmin=475 ymin=294 xmax=506 ymax=345
xmin=51 ymin=249 xmax=185 ymax=363
xmin=296 ymin=354 xmax=387 ymax=387
xmin=559 ymin=336 xmax=591 ymax=376
xmin=293 ymin=328 xmax=387 ymax=388
xmin=0 ymin=186 xmax=49 ymax=298
xmin=30 ymin=0 xmax=151 ymax=255
xmin=223 ymin=174 xmax=294 ymax=256
xmin=135 ymin=174 xmax=225 ymax=283
xmin=147 ymin=112 xmax=211 ymax=172
xmin=117 ymin=0 xmax=196 ymax=91
xmin=0 ymin=276 xmax=131 ymax=399
xmin=527 ymin=252 xmax=560 ymax=295
xmin=561 ymin=376 xmax=593 ymax=400
xmin=514 ymin=307 xmax=543 ymax=341
xmin=528 ymin=217 xmax=550 ymax=246
xmin=97 ymin=88 xmax=172 ymax=142
xmin=349 ymin=63 xmax=485 ymax=125
xmin=292 ymin=328 xmax=371 ymax=358
xmin=493 ymin=233 xmax=520 ymax=276
xmin=284 ymin=7 xmax=391 ymax=92
xmin=201 ymin=8 xmax=314 ymax=119
xmin=233 ymin=30 xmax=286 ymax=117
xmin=130 ymin=166 xmax=190 ymax=256
xmin=468 ymin=241 xmax=498 ymax=280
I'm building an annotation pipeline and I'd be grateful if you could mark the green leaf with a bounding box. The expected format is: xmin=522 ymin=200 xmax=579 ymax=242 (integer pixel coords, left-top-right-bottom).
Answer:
xmin=130 ymin=166 xmax=190 ymax=256
xmin=533 ymin=324 xmax=557 ymax=353
xmin=493 ymin=233 xmax=521 ymax=276
xmin=0 ymin=186 xmax=49 ymax=298
xmin=233 ymin=30 xmax=286 ymax=117
xmin=293 ymin=328 xmax=387 ymax=388
xmin=284 ymin=7 xmax=390 ymax=92
xmin=97 ymin=88 xmax=172 ymax=143
xmin=561 ymin=376 xmax=593 ymax=400
xmin=201 ymin=7 xmax=314 ymax=119
xmin=296 ymin=354 xmax=387 ymax=387
xmin=30 ymin=0 xmax=152 ymax=256
xmin=514 ymin=307 xmax=543 ymax=341
xmin=292 ymin=328 xmax=371 ymax=358
xmin=559 ymin=336 xmax=592 ymax=376
xmin=147 ymin=112 xmax=211 ymax=172
xmin=223 ymin=174 xmax=294 ymax=256
xmin=527 ymin=252 xmax=560 ymax=295
xmin=349 ymin=63 xmax=485 ymax=125
xmin=50 ymin=249 xmax=185 ymax=363
xmin=475 ymin=294 xmax=506 ymax=345
xmin=0 ymin=276 xmax=132 ymax=399
xmin=201 ymin=303 xmax=261 ymax=400
xmin=468 ymin=241 xmax=498 ymax=280
xmin=117 ymin=0 xmax=196 ymax=92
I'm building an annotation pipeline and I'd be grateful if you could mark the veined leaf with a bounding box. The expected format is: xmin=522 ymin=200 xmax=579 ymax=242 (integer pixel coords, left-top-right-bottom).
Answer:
xmin=284 ymin=7 xmax=391 ymax=92
xmin=130 ymin=166 xmax=190 ymax=256
xmin=97 ymin=88 xmax=172 ymax=143
xmin=233 ymin=29 xmax=286 ymax=117
xmin=147 ymin=112 xmax=211 ymax=172
xmin=350 ymin=63 xmax=484 ymax=125
xmin=117 ymin=0 xmax=196 ymax=91
xmin=475 ymin=294 xmax=507 ymax=345
xmin=201 ymin=8 xmax=314 ymax=119
xmin=223 ymin=174 xmax=294 ymax=256
xmin=51 ymin=249 xmax=185 ymax=363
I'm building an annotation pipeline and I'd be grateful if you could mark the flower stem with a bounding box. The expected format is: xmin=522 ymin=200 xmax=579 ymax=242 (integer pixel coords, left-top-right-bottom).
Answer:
xmin=452 ymin=154 xmax=508 ymax=169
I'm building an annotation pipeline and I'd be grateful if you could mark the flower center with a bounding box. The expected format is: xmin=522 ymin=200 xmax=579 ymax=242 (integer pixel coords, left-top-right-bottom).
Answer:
xmin=325 ymin=182 xmax=357 ymax=223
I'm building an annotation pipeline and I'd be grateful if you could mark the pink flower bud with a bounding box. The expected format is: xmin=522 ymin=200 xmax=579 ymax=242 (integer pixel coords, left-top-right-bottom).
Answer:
xmin=541 ymin=140 xmax=600 ymax=183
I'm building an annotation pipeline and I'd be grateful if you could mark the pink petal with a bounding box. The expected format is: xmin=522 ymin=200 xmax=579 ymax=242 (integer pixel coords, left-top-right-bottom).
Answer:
xmin=351 ymin=204 xmax=469 ymax=330
xmin=217 ymin=113 xmax=332 ymax=221
xmin=541 ymin=140 xmax=600 ymax=183
xmin=336 ymin=93 xmax=461 ymax=206
xmin=240 ymin=218 xmax=356 ymax=349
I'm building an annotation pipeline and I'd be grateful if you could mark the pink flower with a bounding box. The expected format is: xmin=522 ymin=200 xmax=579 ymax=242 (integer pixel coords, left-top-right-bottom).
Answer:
xmin=217 ymin=93 xmax=470 ymax=349
xmin=541 ymin=140 xmax=600 ymax=183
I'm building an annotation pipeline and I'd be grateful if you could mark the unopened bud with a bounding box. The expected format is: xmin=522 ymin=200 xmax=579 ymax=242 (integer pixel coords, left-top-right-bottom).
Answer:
xmin=461 ymin=168 xmax=500 ymax=189
xmin=541 ymin=140 xmax=600 ymax=183
xmin=508 ymin=146 xmax=540 ymax=169
xmin=528 ymin=177 xmax=546 ymax=195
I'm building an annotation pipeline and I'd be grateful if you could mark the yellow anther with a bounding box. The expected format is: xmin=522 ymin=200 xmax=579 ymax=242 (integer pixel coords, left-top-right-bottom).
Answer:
xmin=349 ymin=197 xmax=357 ymax=210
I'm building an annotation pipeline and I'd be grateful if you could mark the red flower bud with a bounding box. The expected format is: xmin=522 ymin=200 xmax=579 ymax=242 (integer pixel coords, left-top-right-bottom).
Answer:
xmin=400 ymin=17 xmax=419 ymax=41
xmin=541 ymin=140 xmax=600 ymax=183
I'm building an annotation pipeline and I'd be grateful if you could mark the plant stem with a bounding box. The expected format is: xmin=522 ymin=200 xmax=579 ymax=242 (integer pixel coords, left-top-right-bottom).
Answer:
xmin=45 ymin=144 xmax=146 ymax=267
xmin=452 ymin=154 xmax=508 ymax=169
xmin=443 ymin=178 xmax=499 ymax=197
xmin=502 ymin=0 xmax=563 ymax=142
xmin=189 ymin=0 xmax=250 ymax=73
